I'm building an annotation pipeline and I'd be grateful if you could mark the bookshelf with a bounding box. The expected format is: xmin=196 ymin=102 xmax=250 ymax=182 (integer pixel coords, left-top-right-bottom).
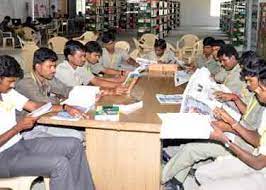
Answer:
xmin=258 ymin=2 xmax=266 ymax=58
xmin=220 ymin=0 xmax=246 ymax=47
xmin=85 ymin=0 xmax=103 ymax=31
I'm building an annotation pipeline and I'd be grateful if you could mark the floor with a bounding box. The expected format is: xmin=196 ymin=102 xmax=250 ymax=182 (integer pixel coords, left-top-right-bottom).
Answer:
xmin=116 ymin=26 xmax=229 ymax=49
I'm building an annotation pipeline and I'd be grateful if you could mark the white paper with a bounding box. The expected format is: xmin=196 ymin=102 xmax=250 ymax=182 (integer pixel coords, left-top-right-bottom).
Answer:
xmin=174 ymin=70 xmax=191 ymax=86
xmin=156 ymin=94 xmax=183 ymax=104
xmin=62 ymin=86 xmax=100 ymax=109
xmin=136 ymin=58 xmax=157 ymax=67
xmin=159 ymin=113 xmax=213 ymax=139
xmin=28 ymin=102 xmax=52 ymax=117
xmin=115 ymin=101 xmax=143 ymax=115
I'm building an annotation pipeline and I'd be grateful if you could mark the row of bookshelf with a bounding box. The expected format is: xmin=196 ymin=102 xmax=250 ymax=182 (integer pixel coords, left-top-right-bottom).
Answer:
xmin=85 ymin=0 xmax=180 ymax=38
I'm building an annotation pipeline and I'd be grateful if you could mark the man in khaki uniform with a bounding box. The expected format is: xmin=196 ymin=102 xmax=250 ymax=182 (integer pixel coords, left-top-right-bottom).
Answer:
xmin=195 ymin=61 xmax=266 ymax=190
xmin=162 ymin=49 xmax=261 ymax=189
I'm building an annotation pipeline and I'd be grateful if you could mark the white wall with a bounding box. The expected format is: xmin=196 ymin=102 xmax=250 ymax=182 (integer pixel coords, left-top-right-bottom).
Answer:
xmin=0 ymin=0 xmax=32 ymax=22
xmin=179 ymin=0 xmax=220 ymax=27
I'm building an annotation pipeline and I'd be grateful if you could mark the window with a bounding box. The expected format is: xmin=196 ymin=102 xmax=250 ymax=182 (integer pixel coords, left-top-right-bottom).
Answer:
xmin=210 ymin=0 xmax=228 ymax=17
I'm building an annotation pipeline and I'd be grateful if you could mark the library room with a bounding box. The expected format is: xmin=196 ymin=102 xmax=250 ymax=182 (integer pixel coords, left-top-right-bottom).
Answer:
xmin=0 ymin=0 xmax=266 ymax=190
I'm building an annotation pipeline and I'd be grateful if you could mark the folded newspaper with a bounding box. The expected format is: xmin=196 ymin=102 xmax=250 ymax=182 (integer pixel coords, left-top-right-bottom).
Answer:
xmin=156 ymin=94 xmax=183 ymax=104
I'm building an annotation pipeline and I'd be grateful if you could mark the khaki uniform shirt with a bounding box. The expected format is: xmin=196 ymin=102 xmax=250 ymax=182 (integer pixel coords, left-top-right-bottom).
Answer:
xmin=55 ymin=60 xmax=95 ymax=86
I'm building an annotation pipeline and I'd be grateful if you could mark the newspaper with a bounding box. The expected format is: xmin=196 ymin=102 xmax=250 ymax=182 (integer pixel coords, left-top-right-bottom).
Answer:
xmin=156 ymin=94 xmax=183 ymax=104
xmin=180 ymin=67 xmax=241 ymax=121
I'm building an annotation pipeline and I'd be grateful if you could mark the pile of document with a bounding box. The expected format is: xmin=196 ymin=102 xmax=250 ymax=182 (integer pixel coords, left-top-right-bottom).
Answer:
xmin=156 ymin=94 xmax=183 ymax=104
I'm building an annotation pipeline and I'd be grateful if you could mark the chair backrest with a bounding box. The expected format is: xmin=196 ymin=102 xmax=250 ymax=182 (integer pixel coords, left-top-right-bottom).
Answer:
xmin=22 ymin=27 xmax=36 ymax=41
xmin=48 ymin=36 xmax=68 ymax=54
xmin=139 ymin=33 xmax=158 ymax=48
xmin=132 ymin=37 xmax=140 ymax=49
xmin=177 ymin=34 xmax=199 ymax=49
xmin=20 ymin=41 xmax=39 ymax=73
xmin=166 ymin=42 xmax=176 ymax=53
xmin=191 ymin=40 xmax=203 ymax=57
xmin=115 ymin=41 xmax=130 ymax=53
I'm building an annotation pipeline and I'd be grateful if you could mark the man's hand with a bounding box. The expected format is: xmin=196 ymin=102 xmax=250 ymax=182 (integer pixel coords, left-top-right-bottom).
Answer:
xmin=213 ymin=107 xmax=235 ymax=125
xmin=209 ymin=126 xmax=229 ymax=143
xmin=213 ymin=91 xmax=238 ymax=102
xmin=114 ymin=85 xmax=128 ymax=95
xmin=64 ymin=105 xmax=89 ymax=119
xmin=14 ymin=116 xmax=38 ymax=132
xmin=211 ymin=120 xmax=233 ymax=133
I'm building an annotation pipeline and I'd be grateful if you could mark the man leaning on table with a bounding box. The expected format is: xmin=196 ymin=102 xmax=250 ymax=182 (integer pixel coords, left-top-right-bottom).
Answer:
xmin=0 ymin=55 xmax=94 ymax=190
xmin=15 ymin=47 xmax=85 ymax=141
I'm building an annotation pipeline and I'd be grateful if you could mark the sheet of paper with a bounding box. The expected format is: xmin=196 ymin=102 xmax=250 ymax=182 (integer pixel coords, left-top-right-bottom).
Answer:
xmin=174 ymin=70 xmax=191 ymax=86
xmin=28 ymin=102 xmax=52 ymax=117
xmin=62 ymin=86 xmax=99 ymax=109
xmin=158 ymin=113 xmax=213 ymax=139
xmin=115 ymin=101 xmax=143 ymax=115
xmin=156 ymin=94 xmax=183 ymax=104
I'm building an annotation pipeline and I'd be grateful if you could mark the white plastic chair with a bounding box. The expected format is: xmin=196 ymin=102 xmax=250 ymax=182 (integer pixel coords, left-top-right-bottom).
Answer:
xmin=0 ymin=176 xmax=50 ymax=190
xmin=48 ymin=36 xmax=68 ymax=54
xmin=73 ymin=31 xmax=99 ymax=43
xmin=177 ymin=34 xmax=199 ymax=60
xmin=115 ymin=41 xmax=130 ymax=53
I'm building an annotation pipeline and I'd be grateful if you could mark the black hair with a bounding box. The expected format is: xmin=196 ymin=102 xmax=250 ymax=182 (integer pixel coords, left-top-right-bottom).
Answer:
xmin=154 ymin=39 xmax=167 ymax=49
xmin=64 ymin=40 xmax=86 ymax=60
xmin=3 ymin=16 xmax=11 ymax=22
xmin=101 ymin=31 xmax=115 ymax=43
xmin=211 ymin=39 xmax=225 ymax=47
xmin=203 ymin=37 xmax=215 ymax=46
xmin=217 ymin=44 xmax=239 ymax=60
xmin=85 ymin=41 xmax=103 ymax=55
xmin=258 ymin=60 xmax=266 ymax=87
xmin=0 ymin=55 xmax=23 ymax=79
xmin=33 ymin=48 xmax=58 ymax=70
xmin=239 ymin=51 xmax=261 ymax=80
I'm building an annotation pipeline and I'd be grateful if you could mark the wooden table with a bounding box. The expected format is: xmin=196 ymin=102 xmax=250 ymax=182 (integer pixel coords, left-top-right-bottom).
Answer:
xmin=38 ymin=74 xmax=185 ymax=190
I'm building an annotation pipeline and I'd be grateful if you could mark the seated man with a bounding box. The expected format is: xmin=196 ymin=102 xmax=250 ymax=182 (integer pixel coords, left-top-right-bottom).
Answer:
xmin=84 ymin=41 xmax=129 ymax=89
xmin=0 ymin=55 xmax=94 ymax=190
xmin=162 ymin=51 xmax=263 ymax=190
xmin=15 ymin=48 xmax=85 ymax=141
xmin=196 ymin=37 xmax=222 ymax=76
xmin=99 ymin=31 xmax=137 ymax=69
xmin=195 ymin=61 xmax=266 ymax=190
xmin=143 ymin=39 xmax=176 ymax=64
xmin=55 ymin=40 xmax=127 ymax=95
